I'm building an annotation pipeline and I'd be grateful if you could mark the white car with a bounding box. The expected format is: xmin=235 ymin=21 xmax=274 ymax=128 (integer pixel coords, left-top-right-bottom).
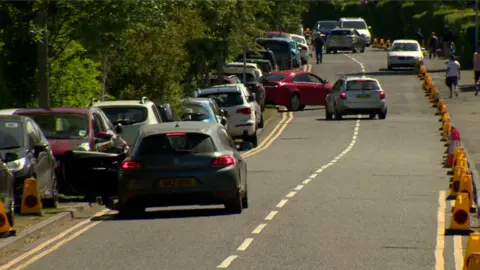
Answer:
xmin=195 ymin=84 xmax=262 ymax=147
xmin=224 ymin=63 xmax=263 ymax=82
xmin=290 ymin=34 xmax=309 ymax=64
xmin=0 ymin=109 xmax=21 ymax=115
xmin=338 ymin=17 xmax=372 ymax=46
xmin=90 ymin=97 xmax=163 ymax=146
xmin=387 ymin=39 xmax=424 ymax=70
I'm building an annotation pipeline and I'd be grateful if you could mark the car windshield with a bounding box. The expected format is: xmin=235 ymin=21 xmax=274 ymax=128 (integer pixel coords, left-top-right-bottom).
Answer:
xmin=137 ymin=133 xmax=215 ymax=155
xmin=179 ymin=103 xmax=213 ymax=122
xmin=248 ymin=61 xmax=272 ymax=73
xmin=20 ymin=113 xmax=89 ymax=140
xmin=346 ymin=80 xmax=380 ymax=91
xmin=318 ymin=21 xmax=338 ymax=29
xmin=224 ymin=73 xmax=256 ymax=83
xmin=342 ymin=21 xmax=367 ymax=29
xmin=391 ymin=43 xmax=419 ymax=52
xmin=331 ymin=30 xmax=353 ymax=36
xmin=0 ymin=120 xmax=24 ymax=149
xmin=262 ymin=73 xmax=287 ymax=83
xmin=197 ymin=92 xmax=244 ymax=107
xmin=98 ymin=106 xmax=148 ymax=126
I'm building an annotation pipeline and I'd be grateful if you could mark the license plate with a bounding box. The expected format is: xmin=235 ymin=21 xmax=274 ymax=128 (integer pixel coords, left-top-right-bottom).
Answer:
xmin=160 ymin=178 xmax=196 ymax=188
xmin=356 ymin=94 xmax=370 ymax=98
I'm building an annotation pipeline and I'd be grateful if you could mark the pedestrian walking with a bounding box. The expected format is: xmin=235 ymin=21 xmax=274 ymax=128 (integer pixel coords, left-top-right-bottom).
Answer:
xmin=312 ymin=32 xmax=325 ymax=64
xmin=415 ymin=28 xmax=424 ymax=47
xmin=445 ymin=54 xmax=460 ymax=98
xmin=429 ymin=32 xmax=438 ymax=59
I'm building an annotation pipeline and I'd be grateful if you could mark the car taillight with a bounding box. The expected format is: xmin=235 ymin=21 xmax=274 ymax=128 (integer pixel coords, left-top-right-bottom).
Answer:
xmin=339 ymin=92 xmax=347 ymax=100
xmin=236 ymin=107 xmax=251 ymax=115
xmin=121 ymin=160 xmax=142 ymax=170
xmin=211 ymin=156 xmax=236 ymax=166
xmin=379 ymin=90 xmax=385 ymax=99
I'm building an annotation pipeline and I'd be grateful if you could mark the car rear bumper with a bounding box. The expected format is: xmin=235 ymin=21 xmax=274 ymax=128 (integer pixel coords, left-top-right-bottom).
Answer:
xmin=326 ymin=45 xmax=355 ymax=51
xmin=228 ymin=121 xmax=256 ymax=137
xmin=337 ymin=102 xmax=386 ymax=115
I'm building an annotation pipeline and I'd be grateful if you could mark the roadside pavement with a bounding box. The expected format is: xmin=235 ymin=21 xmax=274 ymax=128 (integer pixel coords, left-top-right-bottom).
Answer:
xmin=424 ymin=59 xmax=480 ymax=179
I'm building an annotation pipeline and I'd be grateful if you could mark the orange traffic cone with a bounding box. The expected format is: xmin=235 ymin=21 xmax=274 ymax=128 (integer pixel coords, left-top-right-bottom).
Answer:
xmin=0 ymin=200 xmax=15 ymax=238
xmin=445 ymin=192 xmax=473 ymax=235
xmin=463 ymin=233 xmax=480 ymax=269
xmin=20 ymin=177 xmax=43 ymax=215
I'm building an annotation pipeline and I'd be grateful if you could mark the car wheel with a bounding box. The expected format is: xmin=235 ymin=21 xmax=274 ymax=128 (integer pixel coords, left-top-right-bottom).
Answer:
xmin=352 ymin=48 xmax=357 ymax=53
xmin=118 ymin=202 xmax=144 ymax=218
xmin=225 ymin=190 xmax=243 ymax=214
xmin=242 ymin=183 xmax=249 ymax=209
xmin=43 ymin=173 xmax=59 ymax=208
xmin=369 ymin=113 xmax=376 ymax=119
xmin=258 ymin=114 xmax=264 ymax=129
xmin=6 ymin=199 xmax=14 ymax=227
xmin=333 ymin=50 xmax=338 ymax=54
xmin=335 ymin=112 xmax=343 ymax=120
xmin=326 ymin=110 xmax=333 ymax=120
xmin=246 ymin=134 xmax=258 ymax=148
xmin=287 ymin=94 xmax=301 ymax=111
xmin=361 ymin=46 xmax=366 ymax=53
xmin=326 ymin=50 xmax=331 ymax=54
xmin=378 ymin=110 xmax=387 ymax=120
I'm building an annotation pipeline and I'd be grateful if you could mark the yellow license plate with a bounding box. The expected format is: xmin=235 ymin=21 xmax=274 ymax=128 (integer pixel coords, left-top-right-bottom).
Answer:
xmin=160 ymin=178 xmax=196 ymax=188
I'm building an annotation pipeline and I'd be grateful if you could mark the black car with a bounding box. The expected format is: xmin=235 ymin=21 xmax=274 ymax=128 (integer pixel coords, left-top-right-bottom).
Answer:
xmin=0 ymin=158 xmax=15 ymax=226
xmin=0 ymin=115 xmax=58 ymax=208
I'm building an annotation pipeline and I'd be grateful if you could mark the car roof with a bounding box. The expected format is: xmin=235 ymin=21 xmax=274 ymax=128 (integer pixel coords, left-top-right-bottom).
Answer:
xmin=139 ymin=121 xmax=219 ymax=137
xmin=15 ymin=107 xmax=90 ymax=115
xmin=182 ymin=97 xmax=212 ymax=105
xmin=91 ymin=100 xmax=154 ymax=107
xmin=266 ymin=31 xmax=291 ymax=36
xmin=198 ymin=86 xmax=241 ymax=94
xmin=265 ymin=70 xmax=304 ymax=76
xmin=340 ymin=17 xmax=365 ymax=21
xmin=257 ymin=37 xmax=290 ymax=43
xmin=0 ymin=108 xmax=22 ymax=115
xmin=392 ymin=39 xmax=420 ymax=44
xmin=290 ymin=34 xmax=306 ymax=39
xmin=332 ymin=28 xmax=354 ymax=31
xmin=317 ymin=20 xmax=338 ymax=23
xmin=343 ymin=76 xmax=379 ymax=82
xmin=0 ymin=115 xmax=30 ymax=122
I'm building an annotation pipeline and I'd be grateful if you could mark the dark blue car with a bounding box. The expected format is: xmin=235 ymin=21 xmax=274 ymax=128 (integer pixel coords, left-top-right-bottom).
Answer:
xmin=315 ymin=20 xmax=338 ymax=38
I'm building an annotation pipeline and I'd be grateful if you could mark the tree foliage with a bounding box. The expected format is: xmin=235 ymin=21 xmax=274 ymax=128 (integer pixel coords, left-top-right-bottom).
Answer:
xmin=0 ymin=0 xmax=308 ymax=109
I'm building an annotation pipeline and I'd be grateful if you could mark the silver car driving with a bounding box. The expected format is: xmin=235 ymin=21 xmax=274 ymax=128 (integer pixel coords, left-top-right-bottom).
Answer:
xmin=325 ymin=76 xmax=387 ymax=120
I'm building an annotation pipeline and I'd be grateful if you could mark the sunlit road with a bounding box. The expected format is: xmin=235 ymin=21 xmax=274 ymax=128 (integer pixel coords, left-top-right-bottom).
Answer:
xmin=8 ymin=49 xmax=457 ymax=270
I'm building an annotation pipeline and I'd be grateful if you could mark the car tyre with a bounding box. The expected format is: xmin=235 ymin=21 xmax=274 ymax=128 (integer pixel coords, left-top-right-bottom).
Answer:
xmin=242 ymin=184 xmax=248 ymax=209
xmin=6 ymin=199 xmax=14 ymax=227
xmin=43 ymin=173 xmax=59 ymax=208
xmin=335 ymin=112 xmax=343 ymax=120
xmin=287 ymin=93 xmax=301 ymax=111
xmin=361 ymin=46 xmax=366 ymax=53
xmin=258 ymin=114 xmax=264 ymax=129
xmin=246 ymin=134 xmax=258 ymax=147
xmin=368 ymin=113 xmax=376 ymax=119
xmin=378 ymin=110 xmax=387 ymax=120
xmin=225 ymin=190 xmax=243 ymax=214
xmin=352 ymin=48 xmax=357 ymax=53
xmin=298 ymin=105 xmax=306 ymax=111
xmin=326 ymin=110 xmax=333 ymax=120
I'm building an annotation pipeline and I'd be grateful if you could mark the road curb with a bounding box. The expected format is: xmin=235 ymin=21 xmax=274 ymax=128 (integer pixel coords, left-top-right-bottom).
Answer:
xmin=0 ymin=202 xmax=89 ymax=250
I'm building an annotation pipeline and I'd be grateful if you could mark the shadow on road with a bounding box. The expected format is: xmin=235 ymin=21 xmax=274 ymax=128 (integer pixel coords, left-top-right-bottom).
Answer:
xmin=315 ymin=117 xmax=375 ymax=121
xmin=460 ymin=84 xmax=476 ymax=92
xmin=91 ymin=207 xmax=229 ymax=222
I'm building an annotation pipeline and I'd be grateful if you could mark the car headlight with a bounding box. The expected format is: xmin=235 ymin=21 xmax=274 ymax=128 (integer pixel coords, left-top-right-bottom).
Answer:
xmin=6 ymin=157 xmax=27 ymax=172
xmin=74 ymin=142 xmax=90 ymax=151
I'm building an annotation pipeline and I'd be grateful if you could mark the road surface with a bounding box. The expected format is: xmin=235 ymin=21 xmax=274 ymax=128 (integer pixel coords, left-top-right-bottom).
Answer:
xmin=2 ymin=49 xmax=463 ymax=270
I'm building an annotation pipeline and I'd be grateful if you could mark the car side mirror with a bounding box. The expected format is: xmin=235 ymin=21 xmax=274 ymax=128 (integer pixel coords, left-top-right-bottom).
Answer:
xmin=323 ymin=79 xmax=329 ymax=84
xmin=237 ymin=142 xmax=254 ymax=151
xmin=220 ymin=108 xmax=229 ymax=117
xmin=114 ymin=123 xmax=123 ymax=134
xmin=220 ymin=118 xmax=227 ymax=126
xmin=96 ymin=131 xmax=113 ymax=141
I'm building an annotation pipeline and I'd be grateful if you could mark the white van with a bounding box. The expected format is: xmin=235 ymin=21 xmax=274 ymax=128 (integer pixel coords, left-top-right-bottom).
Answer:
xmin=338 ymin=17 xmax=372 ymax=46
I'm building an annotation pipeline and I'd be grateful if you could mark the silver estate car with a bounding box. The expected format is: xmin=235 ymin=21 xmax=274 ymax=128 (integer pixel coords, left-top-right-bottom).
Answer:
xmin=325 ymin=76 xmax=387 ymax=120
xmin=325 ymin=28 xmax=366 ymax=54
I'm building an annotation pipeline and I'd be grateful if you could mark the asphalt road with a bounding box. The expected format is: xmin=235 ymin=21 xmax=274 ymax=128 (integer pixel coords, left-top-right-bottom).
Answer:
xmin=7 ymin=49 xmax=459 ymax=270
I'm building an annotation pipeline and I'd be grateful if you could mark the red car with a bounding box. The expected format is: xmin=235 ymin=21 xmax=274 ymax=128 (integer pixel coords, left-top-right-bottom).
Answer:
xmin=261 ymin=70 xmax=334 ymax=111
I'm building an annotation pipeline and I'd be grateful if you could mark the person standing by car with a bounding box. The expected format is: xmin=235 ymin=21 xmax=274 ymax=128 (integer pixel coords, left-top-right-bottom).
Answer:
xmin=429 ymin=32 xmax=438 ymax=59
xmin=311 ymin=32 xmax=325 ymax=64
xmin=445 ymin=54 xmax=460 ymax=98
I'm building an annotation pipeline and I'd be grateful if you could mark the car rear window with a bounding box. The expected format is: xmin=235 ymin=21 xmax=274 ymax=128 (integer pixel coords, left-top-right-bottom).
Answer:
xmin=137 ymin=133 xmax=215 ymax=155
xmin=346 ymin=80 xmax=380 ymax=91
xmin=179 ymin=103 xmax=212 ymax=122
xmin=18 ymin=113 xmax=89 ymax=139
xmin=257 ymin=40 xmax=290 ymax=53
xmin=197 ymin=92 xmax=244 ymax=107
xmin=262 ymin=73 xmax=287 ymax=83
xmin=98 ymin=106 xmax=148 ymax=126
xmin=224 ymin=73 xmax=255 ymax=83
xmin=0 ymin=120 xmax=24 ymax=149
xmin=330 ymin=30 xmax=353 ymax=36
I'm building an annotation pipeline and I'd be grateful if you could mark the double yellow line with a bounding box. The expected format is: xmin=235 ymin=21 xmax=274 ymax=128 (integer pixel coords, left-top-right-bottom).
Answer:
xmin=242 ymin=111 xmax=294 ymax=159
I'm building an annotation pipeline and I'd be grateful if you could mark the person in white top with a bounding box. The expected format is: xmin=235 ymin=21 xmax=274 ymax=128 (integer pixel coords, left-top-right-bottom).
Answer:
xmin=445 ymin=54 xmax=460 ymax=98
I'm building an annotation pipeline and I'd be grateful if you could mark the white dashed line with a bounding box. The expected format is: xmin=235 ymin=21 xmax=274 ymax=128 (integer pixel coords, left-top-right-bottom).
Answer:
xmin=294 ymin=185 xmax=304 ymax=191
xmin=217 ymin=255 xmax=238 ymax=268
xmin=309 ymin=173 xmax=317 ymax=178
xmin=237 ymin=238 xmax=254 ymax=251
xmin=286 ymin=191 xmax=296 ymax=198
xmin=264 ymin=211 xmax=278 ymax=220
xmin=252 ymin=223 xmax=267 ymax=234
xmin=276 ymin=199 xmax=288 ymax=208
xmin=302 ymin=179 xmax=311 ymax=184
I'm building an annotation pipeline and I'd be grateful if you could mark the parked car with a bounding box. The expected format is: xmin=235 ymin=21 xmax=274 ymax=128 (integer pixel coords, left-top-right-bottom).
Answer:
xmin=338 ymin=17 xmax=372 ymax=46
xmin=0 ymin=158 xmax=14 ymax=226
xmin=256 ymin=38 xmax=300 ymax=70
xmin=90 ymin=97 xmax=163 ymax=146
xmin=387 ymin=39 xmax=424 ymax=70
xmin=225 ymin=62 xmax=263 ymax=80
xmin=179 ymin=98 xmax=229 ymax=129
xmin=245 ymin=59 xmax=274 ymax=74
xmin=325 ymin=28 xmax=366 ymax=54
xmin=325 ymin=76 xmax=387 ymax=120
xmin=0 ymin=109 xmax=21 ymax=115
xmin=313 ymin=20 xmax=338 ymax=38
xmin=156 ymin=103 xmax=177 ymax=122
xmin=223 ymin=66 xmax=266 ymax=111
xmin=237 ymin=49 xmax=278 ymax=71
xmin=117 ymin=122 xmax=252 ymax=216
xmin=205 ymin=74 xmax=242 ymax=87
xmin=14 ymin=108 xmax=128 ymax=195
xmin=0 ymin=115 xmax=58 ymax=208
xmin=261 ymin=70 xmax=333 ymax=111
xmin=195 ymin=84 xmax=262 ymax=146
xmin=290 ymin=34 xmax=309 ymax=65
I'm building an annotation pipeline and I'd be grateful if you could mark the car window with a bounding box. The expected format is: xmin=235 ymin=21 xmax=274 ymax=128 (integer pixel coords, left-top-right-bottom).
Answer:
xmin=216 ymin=129 xmax=233 ymax=149
xmin=341 ymin=21 xmax=367 ymax=29
xmin=331 ymin=30 xmax=353 ymax=36
xmin=98 ymin=106 xmax=148 ymax=126
xmin=262 ymin=73 xmax=287 ymax=83
xmin=179 ymin=103 xmax=212 ymax=121
xmin=19 ymin=113 xmax=89 ymax=139
xmin=197 ymin=92 xmax=244 ymax=107
xmin=32 ymin=121 xmax=48 ymax=144
xmin=354 ymin=30 xmax=360 ymax=36
xmin=391 ymin=43 xmax=419 ymax=52
xmin=293 ymin=73 xmax=310 ymax=83
xmin=97 ymin=110 xmax=115 ymax=131
xmin=209 ymin=101 xmax=221 ymax=116
xmin=136 ymin=133 xmax=216 ymax=155
xmin=224 ymin=73 xmax=256 ymax=83
xmin=331 ymin=80 xmax=343 ymax=93
xmin=0 ymin=120 xmax=24 ymax=148
xmin=25 ymin=120 xmax=39 ymax=147
xmin=151 ymin=105 xmax=162 ymax=123
xmin=308 ymin=74 xmax=323 ymax=84
xmin=346 ymin=80 xmax=380 ymax=91
xmin=318 ymin=21 xmax=338 ymax=30
xmin=91 ymin=113 xmax=105 ymax=135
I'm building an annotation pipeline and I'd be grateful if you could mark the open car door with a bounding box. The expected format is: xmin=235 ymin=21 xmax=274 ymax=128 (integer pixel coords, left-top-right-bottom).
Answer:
xmin=62 ymin=150 xmax=126 ymax=207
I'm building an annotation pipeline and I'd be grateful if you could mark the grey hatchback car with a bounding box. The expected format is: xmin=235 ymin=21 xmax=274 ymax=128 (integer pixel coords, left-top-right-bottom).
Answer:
xmin=325 ymin=28 xmax=366 ymax=54
xmin=117 ymin=122 xmax=253 ymax=217
xmin=325 ymin=77 xmax=387 ymax=120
